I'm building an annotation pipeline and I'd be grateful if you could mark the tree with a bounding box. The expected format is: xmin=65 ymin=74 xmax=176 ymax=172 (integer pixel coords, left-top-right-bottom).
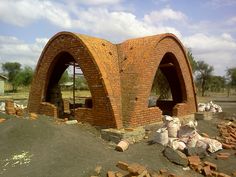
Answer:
xmin=195 ymin=61 xmax=214 ymax=96
xmin=59 ymin=70 xmax=70 ymax=84
xmin=75 ymin=76 xmax=89 ymax=90
xmin=2 ymin=62 xmax=21 ymax=91
xmin=187 ymin=49 xmax=197 ymax=74
xmin=15 ymin=66 xmax=34 ymax=87
xmin=209 ymin=76 xmax=226 ymax=92
xmin=226 ymin=67 xmax=236 ymax=96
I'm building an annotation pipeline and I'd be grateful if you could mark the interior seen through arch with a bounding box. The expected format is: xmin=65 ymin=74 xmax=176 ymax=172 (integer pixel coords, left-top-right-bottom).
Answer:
xmin=45 ymin=52 xmax=92 ymax=118
xmin=149 ymin=52 xmax=185 ymax=116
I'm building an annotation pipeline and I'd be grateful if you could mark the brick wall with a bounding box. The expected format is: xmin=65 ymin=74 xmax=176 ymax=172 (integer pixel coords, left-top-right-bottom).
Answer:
xmin=28 ymin=32 xmax=197 ymax=129
xmin=39 ymin=102 xmax=58 ymax=117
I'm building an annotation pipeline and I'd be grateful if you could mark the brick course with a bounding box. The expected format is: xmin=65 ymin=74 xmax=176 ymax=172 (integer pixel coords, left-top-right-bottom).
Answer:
xmin=28 ymin=32 xmax=197 ymax=128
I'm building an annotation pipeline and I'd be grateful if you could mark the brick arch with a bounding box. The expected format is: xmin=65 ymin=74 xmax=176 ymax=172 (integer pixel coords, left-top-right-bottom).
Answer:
xmin=118 ymin=33 xmax=197 ymax=127
xmin=28 ymin=32 xmax=122 ymax=128
xmin=29 ymin=32 xmax=197 ymax=128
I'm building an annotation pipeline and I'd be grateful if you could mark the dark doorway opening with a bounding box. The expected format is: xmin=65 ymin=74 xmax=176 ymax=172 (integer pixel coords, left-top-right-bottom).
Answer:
xmin=149 ymin=52 xmax=186 ymax=115
xmin=45 ymin=52 xmax=92 ymax=118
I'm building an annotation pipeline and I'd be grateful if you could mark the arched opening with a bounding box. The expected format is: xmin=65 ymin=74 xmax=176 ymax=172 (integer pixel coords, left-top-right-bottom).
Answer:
xmin=149 ymin=52 xmax=187 ymax=115
xmin=44 ymin=52 xmax=92 ymax=118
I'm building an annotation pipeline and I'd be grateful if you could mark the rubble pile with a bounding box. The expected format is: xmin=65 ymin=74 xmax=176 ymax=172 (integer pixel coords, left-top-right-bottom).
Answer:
xmin=154 ymin=115 xmax=223 ymax=154
xmin=106 ymin=161 xmax=181 ymax=177
xmin=188 ymin=156 xmax=232 ymax=177
xmin=198 ymin=101 xmax=222 ymax=113
xmin=217 ymin=122 xmax=236 ymax=149
xmin=0 ymin=100 xmax=27 ymax=116
xmin=152 ymin=115 xmax=236 ymax=177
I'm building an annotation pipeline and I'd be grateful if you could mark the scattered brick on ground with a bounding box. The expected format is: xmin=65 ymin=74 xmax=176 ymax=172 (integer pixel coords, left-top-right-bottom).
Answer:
xmin=217 ymin=122 xmax=236 ymax=149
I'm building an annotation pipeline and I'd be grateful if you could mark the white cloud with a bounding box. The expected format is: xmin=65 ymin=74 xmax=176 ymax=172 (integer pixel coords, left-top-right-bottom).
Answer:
xmin=68 ymin=0 xmax=122 ymax=5
xmin=183 ymin=33 xmax=236 ymax=75
xmin=144 ymin=8 xmax=187 ymax=24
xmin=0 ymin=0 xmax=72 ymax=28
xmin=206 ymin=0 xmax=236 ymax=8
xmin=0 ymin=35 xmax=48 ymax=68
xmin=71 ymin=7 xmax=182 ymax=42
xmin=1 ymin=0 xmax=234 ymax=76
xmin=227 ymin=16 xmax=236 ymax=25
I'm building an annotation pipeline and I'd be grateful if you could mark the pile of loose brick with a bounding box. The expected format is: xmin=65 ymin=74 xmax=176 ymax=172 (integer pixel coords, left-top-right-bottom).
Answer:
xmin=106 ymin=161 xmax=180 ymax=177
xmin=5 ymin=99 xmax=24 ymax=116
xmin=217 ymin=122 xmax=236 ymax=150
xmin=188 ymin=155 xmax=236 ymax=177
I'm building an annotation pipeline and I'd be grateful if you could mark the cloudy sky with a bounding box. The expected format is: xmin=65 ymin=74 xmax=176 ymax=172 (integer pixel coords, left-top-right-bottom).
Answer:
xmin=0 ymin=0 xmax=236 ymax=76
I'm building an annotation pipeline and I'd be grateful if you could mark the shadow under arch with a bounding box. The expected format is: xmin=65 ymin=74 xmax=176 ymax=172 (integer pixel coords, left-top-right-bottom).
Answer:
xmin=152 ymin=52 xmax=188 ymax=115
xmin=44 ymin=51 xmax=93 ymax=118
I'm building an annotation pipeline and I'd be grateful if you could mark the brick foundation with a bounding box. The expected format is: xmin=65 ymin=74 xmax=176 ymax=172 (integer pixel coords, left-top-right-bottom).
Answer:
xmin=28 ymin=32 xmax=197 ymax=128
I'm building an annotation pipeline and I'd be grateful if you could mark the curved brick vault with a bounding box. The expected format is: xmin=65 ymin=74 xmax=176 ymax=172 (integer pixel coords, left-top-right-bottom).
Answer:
xmin=28 ymin=31 xmax=197 ymax=128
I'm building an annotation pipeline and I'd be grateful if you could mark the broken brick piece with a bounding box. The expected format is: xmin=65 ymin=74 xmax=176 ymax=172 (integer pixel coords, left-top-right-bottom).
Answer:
xmin=222 ymin=143 xmax=232 ymax=149
xmin=116 ymin=161 xmax=128 ymax=171
xmin=159 ymin=168 xmax=168 ymax=175
xmin=107 ymin=171 xmax=116 ymax=177
xmin=204 ymin=161 xmax=217 ymax=171
xmin=232 ymin=171 xmax=236 ymax=176
xmin=218 ymin=172 xmax=231 ymax=177
xmin=203 ymin=165 xmax=212 ymax=176
xmin=0 ymin=118 xmax=6 ymax=123
xmin=128 ymin=163 xmax=146 ymax=175
xmin=211 ymin=171 xmax=219 ymax=177
xmin=115 ymin=172 xmax=124 ymax=177
xmin=188 ymin=156 xmax=201 ymax=166
xmin=168 ymin=173 xmax=180 ymax=177
xmin=218 ymin=152 xmax=231 ymax=156
xmin=216 ymin=154 xmax=229 ymax=160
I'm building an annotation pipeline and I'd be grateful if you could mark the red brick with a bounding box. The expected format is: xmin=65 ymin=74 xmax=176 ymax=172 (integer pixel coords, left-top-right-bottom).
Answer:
xmin=159 ymin=168 xmax=168 ymax=175
xmin=211 ymin=171 xmax=219 ymax=177
xmin=115 ymin=172 xmax=124 ymax=177
xmin=203 ymin=165 xmax=212 ymax=176
xmin=188 ymin=156 xmax=201 ymax=166
xmin=107 ymin=171 xmax=116 ymax=177
xmin=222 ymin=143 xmax=233 ymax=149
xmin=0 ymin=118 xmax=6 ymax=123
xmin=116 ymin=161 xmax=128 ymax=171
xmin=204 ymin=161 xmax=217 ymax=171
xmin=168 ymin=173 xmax=180 ymax=177
xmin=128 ymin=163 xmax=146 ymax=175
xmin=216 ymin=152 xmax=230 ymax=160
xmin=218 ymin=172 xmax=231 ymax=177
xmin=27 ymin=32 xmax=197 ymax=128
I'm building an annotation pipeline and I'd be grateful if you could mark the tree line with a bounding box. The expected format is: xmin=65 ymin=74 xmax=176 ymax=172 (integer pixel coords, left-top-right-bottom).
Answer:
xmin=1 ymin=62 xmax=89 ymax=92
xmin=1 ymin=62 xmax=34 ymax=92
xmin=1 ymin=54 xmax=236 ymax=96
xmin=187 ymin=49 xmax=236 ymax=96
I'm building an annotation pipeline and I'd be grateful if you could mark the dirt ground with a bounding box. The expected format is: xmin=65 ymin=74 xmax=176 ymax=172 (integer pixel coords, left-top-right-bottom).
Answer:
xmin=0 ymin=94 xmax=235 ymax=177
xmin=0 ymin=114 xmax=235 ymax=177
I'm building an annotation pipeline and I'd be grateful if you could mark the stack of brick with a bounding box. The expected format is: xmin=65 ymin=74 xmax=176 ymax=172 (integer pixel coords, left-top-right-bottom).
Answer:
xmin=188 ymin=156 xmax=231 ymax=177
xmin=5 ymin=99 xmax=16 ymax=115
xmin=217 ymin=122 xmax=236 ymax=149
xmin=15 ymin=107 xmax=24 ymax=116
xmin=39 ymin=102 xmax=58 ymax=118
xmin=106 ymin=161 xmax=181 ymax=177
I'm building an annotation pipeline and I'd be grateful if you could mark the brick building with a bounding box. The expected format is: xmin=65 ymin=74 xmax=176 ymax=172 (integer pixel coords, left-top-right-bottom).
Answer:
xmin=0 ymin=74 xmax=8 ymax=95
xmin=28 ymin=32 xmax=197 ymax=129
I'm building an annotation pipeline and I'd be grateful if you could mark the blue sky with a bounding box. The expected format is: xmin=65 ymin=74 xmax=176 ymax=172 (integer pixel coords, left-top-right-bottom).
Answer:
xmin=0 ymin=0 xmax=236 ymax=76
